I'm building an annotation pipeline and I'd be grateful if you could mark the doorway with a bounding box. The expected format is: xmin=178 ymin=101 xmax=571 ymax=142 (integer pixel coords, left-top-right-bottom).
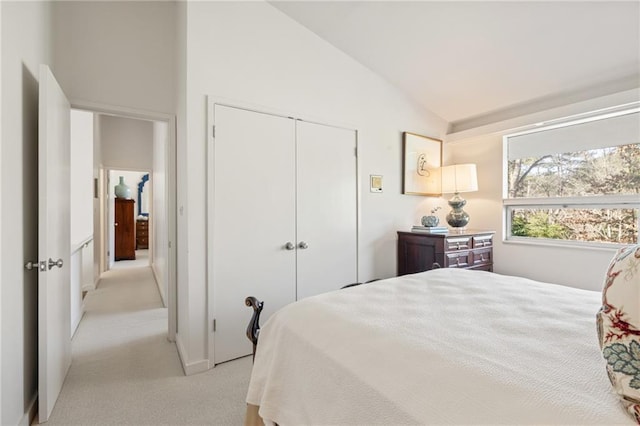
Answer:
xmin=70 ymin=102 xmax=177 ymax=341
xmin=108 ymin=169 xmax=152 ymax=271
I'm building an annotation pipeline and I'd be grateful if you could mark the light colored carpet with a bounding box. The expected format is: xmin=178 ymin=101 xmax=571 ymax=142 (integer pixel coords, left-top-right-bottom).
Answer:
xmin=44 ymin=261 xmax=252 ymax=425
xmin=111 ymin=249 xmax=150 ymax=270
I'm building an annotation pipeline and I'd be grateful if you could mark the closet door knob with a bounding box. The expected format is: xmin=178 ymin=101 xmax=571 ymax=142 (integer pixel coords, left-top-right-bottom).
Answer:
xmin=284 ymin=242 xmax=295 ymax=250
xmin=298 ymin=241 xmax=309 ymax=249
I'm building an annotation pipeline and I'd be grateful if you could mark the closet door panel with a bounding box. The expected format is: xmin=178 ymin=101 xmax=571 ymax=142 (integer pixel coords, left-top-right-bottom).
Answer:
xmin=296 ymin=121 xmax=357 ymax=299
xmin=213 ymin=105 xmax=296 ymax=364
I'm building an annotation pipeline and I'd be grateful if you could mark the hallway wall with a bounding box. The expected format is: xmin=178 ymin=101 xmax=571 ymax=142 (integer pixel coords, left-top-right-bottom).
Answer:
xmin=70 ymin=109 xmax=94 ymax=247
xmin=100 ymin=115 xmax=153 ymax=171
xmin=152 ymin=121 xmax=169 ymax=305
xmin=1 ymin=2 xmax=53 ymax=424
xmin=52 ymin=1 xmax=176 ymax=115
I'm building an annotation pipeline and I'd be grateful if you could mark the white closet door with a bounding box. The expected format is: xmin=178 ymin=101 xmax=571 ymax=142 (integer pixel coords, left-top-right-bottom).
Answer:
xmin=296 ymin=121 xmax=357 ymax=299
xmin=213 ymin=105 xmax=296 ymax=364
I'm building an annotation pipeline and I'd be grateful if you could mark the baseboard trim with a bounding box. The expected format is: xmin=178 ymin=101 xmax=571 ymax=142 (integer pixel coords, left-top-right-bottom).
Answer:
xmin=175 ymin=334 xmax=210 ymax=376
xmin=19 ymin=393 xmax=38 ymax=426
xmin=83 ymin=276 xmax=100 ymax=292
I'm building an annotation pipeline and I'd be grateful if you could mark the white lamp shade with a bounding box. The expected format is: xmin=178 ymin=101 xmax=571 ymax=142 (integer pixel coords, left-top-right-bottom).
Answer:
xmin=441 ymin=164 xmax=478 ymax=194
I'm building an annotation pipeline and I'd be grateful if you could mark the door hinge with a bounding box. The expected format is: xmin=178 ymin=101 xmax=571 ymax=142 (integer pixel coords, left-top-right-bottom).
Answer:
xmin=168 ymin=241 xmax=172 ymax=249
xmin=354 ymin=147 xmax=358 ymax=157
xmin=213 ymin=319 xmax=217 ymax=332
xmin=212 ymin=125 xmax=215 ymax=138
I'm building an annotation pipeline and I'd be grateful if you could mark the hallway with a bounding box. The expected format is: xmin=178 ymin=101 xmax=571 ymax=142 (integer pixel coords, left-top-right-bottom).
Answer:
xmin=44 ymin=254 xmax=252 ymax=425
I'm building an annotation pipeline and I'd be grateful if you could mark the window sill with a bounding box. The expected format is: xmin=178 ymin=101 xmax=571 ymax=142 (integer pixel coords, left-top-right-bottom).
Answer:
xmin=502 ymin=237 xmax=629 ymax=253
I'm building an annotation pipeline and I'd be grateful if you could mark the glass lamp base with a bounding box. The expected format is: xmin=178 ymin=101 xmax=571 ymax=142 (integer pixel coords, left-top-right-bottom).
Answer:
xmin=446 ymin=193 xmax=470 ymax=228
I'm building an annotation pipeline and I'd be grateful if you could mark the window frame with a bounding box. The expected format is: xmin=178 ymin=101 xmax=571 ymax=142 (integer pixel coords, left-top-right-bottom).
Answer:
xmin=502 ymin=107 xmax=640 ymax=248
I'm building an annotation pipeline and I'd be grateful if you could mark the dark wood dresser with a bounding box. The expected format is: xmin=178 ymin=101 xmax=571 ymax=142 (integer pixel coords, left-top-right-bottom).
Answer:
xmin=136 ymin=219 xmax=149 ymax=250
xmin=115 ymin=198 xmax=136 ymax=260
xmin=397 ymin=230 xmax=495 ymax=276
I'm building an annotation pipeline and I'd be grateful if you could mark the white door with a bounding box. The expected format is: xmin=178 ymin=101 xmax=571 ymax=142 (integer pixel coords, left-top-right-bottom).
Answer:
xmin=296 ymin=121 xmax=358 ymax=298
xmin=38 ymin=65 xmax=71 ymax=422
xmin=213 ymin=105 xmax=297 ymax=364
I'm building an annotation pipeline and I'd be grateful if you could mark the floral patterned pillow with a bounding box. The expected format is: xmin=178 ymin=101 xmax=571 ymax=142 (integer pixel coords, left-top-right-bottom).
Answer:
xmin=597 ymin=244 xmax=640 ymax=423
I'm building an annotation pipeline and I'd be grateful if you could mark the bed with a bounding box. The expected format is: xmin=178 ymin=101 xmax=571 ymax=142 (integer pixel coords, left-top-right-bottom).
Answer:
xmin=245 ymin=268 xmax=633 ymax=425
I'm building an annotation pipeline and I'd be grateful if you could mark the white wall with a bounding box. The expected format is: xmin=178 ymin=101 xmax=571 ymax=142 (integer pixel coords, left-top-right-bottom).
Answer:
xmin=69 ymin=107 xmax=94 ymax=339
xmin=70 ymin=109 xmax=94 ymax=246
xmin=447 ymin=90 xmax=639 ymax=291
xmin=152 ymin=121 xmax=168 ymax=305
xmin=178 ymin=1 xmax=448 ymax=371
xmin=1 ymin=1 xmax=52 ymax=424
xmin=0 ymin=2 xmax=4 ymax=421
xmin=52 ymin=1 xmax=176 ymax=115
xmin=100 ymin=115 xmax=153 ymax=171
xmin=70 ymin=250 xmax=82 ymax=335
xmin=93 ymin=114 xmax=103 ymax=282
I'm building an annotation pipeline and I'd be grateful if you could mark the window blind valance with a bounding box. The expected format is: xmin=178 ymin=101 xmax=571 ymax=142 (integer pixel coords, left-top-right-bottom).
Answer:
xmin=507 ymin=110 xmax=640 ymax=161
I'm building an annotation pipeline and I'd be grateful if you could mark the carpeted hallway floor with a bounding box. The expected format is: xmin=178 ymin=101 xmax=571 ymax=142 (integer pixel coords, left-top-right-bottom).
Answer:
xmin=44 ymin=252 xmax=252 ymax=425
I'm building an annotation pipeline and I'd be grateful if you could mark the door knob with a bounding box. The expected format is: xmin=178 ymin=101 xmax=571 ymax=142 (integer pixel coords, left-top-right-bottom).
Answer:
xmin=48 ymin=258 xmax=64 ymax=270
xmin=284 ymin=242 xmax=295 ymax=250
xmin=298 ymin=241 xmax=309 ymax=249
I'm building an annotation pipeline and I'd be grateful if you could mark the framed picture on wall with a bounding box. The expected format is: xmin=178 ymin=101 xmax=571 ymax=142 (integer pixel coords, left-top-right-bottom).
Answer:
xmin=402 ymin=132 xmax=442 ymax=196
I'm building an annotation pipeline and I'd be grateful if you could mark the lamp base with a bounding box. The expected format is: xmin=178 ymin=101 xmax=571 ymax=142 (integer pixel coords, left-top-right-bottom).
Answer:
xmin=446 ymin=193 xmax=470 ymax=228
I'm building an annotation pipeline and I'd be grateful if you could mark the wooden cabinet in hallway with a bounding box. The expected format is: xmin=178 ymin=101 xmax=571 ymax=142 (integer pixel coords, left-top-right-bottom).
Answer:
xmin=115 ymin=198 xmax=136 ymax=260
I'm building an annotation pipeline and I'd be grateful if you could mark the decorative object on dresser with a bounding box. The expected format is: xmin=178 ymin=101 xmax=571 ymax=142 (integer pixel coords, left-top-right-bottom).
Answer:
xmin=114 ymin=176 xmax=132 ymax=199
xmin=136 ymin=218 xmax=149 ymax=250
xmin=402 ymin=132 xmax=442 ymax=196
xmin=397 ymin=229 xmax=494 ymax=275
xmin=137 ymin=173 xmax=150 ymax=216
xmin=411 ymin=225 xmax=448 ymax=233
xmin=421 ymin=206 xmax=441 ymax=227
xmin=440 ymin=164 xmax=478 ymax=228
xmin=114 ymin=198 xmax=136 ymax=260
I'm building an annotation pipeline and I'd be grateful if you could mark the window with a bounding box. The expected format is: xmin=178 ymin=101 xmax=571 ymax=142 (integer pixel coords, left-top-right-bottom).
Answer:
xmin=503 ymin=107 xmax=640 ymax=247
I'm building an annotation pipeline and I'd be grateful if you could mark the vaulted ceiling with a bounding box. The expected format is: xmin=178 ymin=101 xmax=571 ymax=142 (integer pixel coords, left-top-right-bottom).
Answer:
xmin=270 ymin=1 xmax=640 ymax=132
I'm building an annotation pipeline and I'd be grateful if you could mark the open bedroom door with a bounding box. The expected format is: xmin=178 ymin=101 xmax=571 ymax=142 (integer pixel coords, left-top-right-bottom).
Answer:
xmin=37 ymin=64 xmax=72 ymax=422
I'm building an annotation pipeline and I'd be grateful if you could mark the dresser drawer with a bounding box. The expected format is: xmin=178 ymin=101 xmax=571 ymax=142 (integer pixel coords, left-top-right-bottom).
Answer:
xmin=471 ymin=247 xmax=492 ymax=266
xmin=445 ymin=251 xmax=471 ymax=268
xmin=445 ymin=236 xmax=472 ymax=251
xmin=137 ymin=229 xmax=148 ymax=237
xmin=397 ymin=230 xmax=495 ymax=276
xmin=473 ymin=234 xmax=493 ymax=248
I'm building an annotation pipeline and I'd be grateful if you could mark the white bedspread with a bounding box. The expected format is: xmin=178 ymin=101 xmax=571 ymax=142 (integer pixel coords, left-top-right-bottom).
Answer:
xmin=246 ymin=269 xmax=632 ymax=425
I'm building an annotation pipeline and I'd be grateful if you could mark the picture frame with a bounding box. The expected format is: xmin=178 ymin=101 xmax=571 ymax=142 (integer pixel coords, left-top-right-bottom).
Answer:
xmin=402 ymin=132 xmax=442 ymax=196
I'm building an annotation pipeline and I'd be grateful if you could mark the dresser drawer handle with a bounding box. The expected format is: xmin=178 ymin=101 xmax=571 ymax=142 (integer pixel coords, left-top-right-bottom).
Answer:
xmin=480 ymin=254 xmax=485 ymax=261
xmin=456 ymin=242 xmax=460 ymax=249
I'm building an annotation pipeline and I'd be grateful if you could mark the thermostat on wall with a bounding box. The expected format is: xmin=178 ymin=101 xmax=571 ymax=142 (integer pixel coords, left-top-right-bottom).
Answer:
xmin=370 ymin=175 xmax=383 ymax=193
